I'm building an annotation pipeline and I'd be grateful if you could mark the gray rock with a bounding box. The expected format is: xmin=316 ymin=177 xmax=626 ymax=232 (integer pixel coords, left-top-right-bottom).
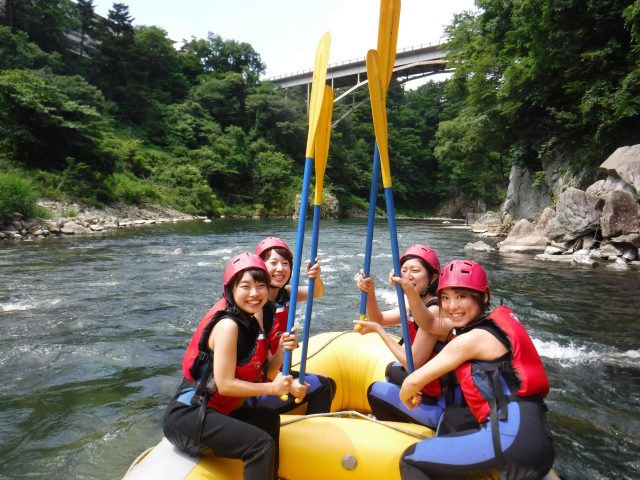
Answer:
xmin=499 ymin=219 xmax=549 ymax=253
xmin=599 ymin=242 xmax=624 ymax=259
xmin=600 ymin=144 xmax=640 ymax=196
xmin=464 ymin=241 xmax=495 ymax=252
xmin=535 ymin=253 xmax=598 ymax=267
xmin=606 ymin=258 xmax=630 ymax=270
xmin=543 ymin=188 xmax=603 ymax=242
xmin=60 ymin=221 xmax=89 ymax=235
xmin=600 ymin=190 xmax=640 ymax=239
xmin=501 ymin=164 xmax=552 ymax=221
xmin=622 ymin=248 xmax=638 ymax=261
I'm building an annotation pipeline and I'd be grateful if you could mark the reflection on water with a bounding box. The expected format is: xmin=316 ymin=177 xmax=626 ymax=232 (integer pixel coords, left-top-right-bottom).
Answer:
xmin=1 ymin=219 xmax=639 ymax=479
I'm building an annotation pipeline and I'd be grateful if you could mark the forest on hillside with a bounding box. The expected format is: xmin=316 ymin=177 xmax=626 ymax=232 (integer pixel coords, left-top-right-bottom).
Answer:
xmin=1 ymin=0 xmax=639 ymax=219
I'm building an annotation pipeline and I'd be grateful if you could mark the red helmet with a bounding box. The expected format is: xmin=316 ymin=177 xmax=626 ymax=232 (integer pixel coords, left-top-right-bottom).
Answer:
xmin=400 ymin=244 xmax=440 ymax=273
xmin=255 ymin=236 xmax=291 ymax=259
xmin=437 ymin=259 xmax=489 ymax=294
xmin=223 ymin=252 xmax=268 ymax=288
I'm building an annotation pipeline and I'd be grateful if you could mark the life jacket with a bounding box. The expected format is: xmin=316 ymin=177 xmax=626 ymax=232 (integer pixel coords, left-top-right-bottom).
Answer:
xmin=407 ymin=298 xmax=447 ymax=398
xmin=182 ymin=298 xmax=273 ymax=415
xmin=453 ymin=305 xmax=549 ymax=424
xmin=268 ymin=288 xmax=289 ymax=355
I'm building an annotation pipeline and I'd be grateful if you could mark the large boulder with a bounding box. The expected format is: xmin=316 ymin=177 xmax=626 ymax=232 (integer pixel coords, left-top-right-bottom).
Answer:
xmin=499 ymin=219 xmax=549 ymax=253
xmin=600 ymin=190 xmax=640 ymax=239
xmin=501 ymin=164 xmax=551 ymax=222
xmin=535 ymin=207 xmax=557 ymax=232
xmin=586 ymin=177 xmax=636 ymax=199
xmin=470 ymin=211 xmax=507 ymax=237
xmin=543 ymin=188 xmax=603 ymax=243
xmin=600 ymin=144 xmax=640 ymax=198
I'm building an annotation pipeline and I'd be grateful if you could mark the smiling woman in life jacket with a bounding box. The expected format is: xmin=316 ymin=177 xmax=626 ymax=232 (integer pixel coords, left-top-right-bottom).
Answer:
xmin=163 ymin=253 xmax=296 ymax=480
xmin=398 ymin=259 xmax=555 ymax=480
xmin=353 ymin=244 xmax=456 ymax=429
xmin=247 ymin=236 xmax=335 ymax=414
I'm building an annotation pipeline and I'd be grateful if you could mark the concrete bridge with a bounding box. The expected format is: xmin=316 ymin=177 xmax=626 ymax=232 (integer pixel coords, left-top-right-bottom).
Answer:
xmin=264 ymin=42 xmax=450 ymax=103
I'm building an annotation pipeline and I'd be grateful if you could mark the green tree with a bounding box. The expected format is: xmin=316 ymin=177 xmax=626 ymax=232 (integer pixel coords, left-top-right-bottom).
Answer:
xmin=1 ymin=0 xmax=74 ymax=55
xmin=130 ymin=26 xmax=189 ymax=104
xmin=92 ymin=2 xmax=135 ymax=106
xmin=253 ymin=150 xmax=295 ymax=213
xmin=245 ymin=82 xmax=306 ymax=159
xmin=190 ymin=72 xmax=248 ymax=129
xmin=181 ymin=33 xmax=265 ymax=85
xmin=0 ymin=69 xmax=111 ymax=173
xmin=75 ymin=0 xmax=95 ymax=57
xmin=0 ymin=26 xmax=54 ymax=70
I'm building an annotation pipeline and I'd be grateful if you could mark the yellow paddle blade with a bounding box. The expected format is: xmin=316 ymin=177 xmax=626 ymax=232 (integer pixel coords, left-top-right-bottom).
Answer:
xmin=376 ymin=0 xmax=401 ymax=91
xmin=366 ymin=50 xmax=392 ymax=188
xmin=314 ymin=85 xmax=334 ymax=206
xmin=305 ymin=32 xmax=331 ymax=158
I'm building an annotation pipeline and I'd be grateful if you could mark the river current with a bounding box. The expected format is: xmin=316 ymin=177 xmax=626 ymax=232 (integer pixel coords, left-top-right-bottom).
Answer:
xmin=1 ymin=218 xmax=638 ymax=479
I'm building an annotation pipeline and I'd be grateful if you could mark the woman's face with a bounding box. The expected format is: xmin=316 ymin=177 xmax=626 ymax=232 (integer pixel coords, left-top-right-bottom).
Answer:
xmin=232 ymin=271 xmax=268 ymax=315
xmin=439 ymin=287 xmax=484 ymax=327
xmin=263 ymin=250 xmax=291 ymax=288
xmin=400 ymin=258 xmax=430 ymax=294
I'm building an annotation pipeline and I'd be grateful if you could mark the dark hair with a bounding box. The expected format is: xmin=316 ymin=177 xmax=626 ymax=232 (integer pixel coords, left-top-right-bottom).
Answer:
xmin=261 ymin=246 xmax=293 ymax=265
xmin=401 ymin=255 xmax=439 ymax=296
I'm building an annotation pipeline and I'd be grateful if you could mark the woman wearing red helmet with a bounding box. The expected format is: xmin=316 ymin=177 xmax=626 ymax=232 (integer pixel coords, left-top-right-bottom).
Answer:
xmin=250 ymin=236 xmax=335 ymax=414
xmin=163 ymin=253 xmax=297 ymax=480
xmin=353 ymin=244 xmax=455 ymax=428
xmin=399 ymin=259 xmax=554 ymax=480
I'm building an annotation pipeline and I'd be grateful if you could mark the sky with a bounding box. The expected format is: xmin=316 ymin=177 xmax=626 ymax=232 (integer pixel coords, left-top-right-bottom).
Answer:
xmin=90 ymin=0 xmax=477 ymax=79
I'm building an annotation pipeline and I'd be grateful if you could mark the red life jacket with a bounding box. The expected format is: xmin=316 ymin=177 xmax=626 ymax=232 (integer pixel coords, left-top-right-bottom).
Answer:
xmin=268 ymin=288 xmax=289 ymax=355
xmin=182 ymin=298 xmax=270 ymax=415
xmin=407 ymin=298 xmax=444 ymax=397
xmin=453 ymin=305 xmax=549 ymax=423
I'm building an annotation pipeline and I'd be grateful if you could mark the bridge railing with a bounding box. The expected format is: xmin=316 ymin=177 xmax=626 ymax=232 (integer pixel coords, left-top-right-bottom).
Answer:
xmin=264 ymin=40 xmax=445 ymax=82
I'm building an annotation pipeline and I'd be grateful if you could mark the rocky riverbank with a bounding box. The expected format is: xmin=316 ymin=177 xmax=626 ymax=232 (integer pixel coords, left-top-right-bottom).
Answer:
xmin=0 ymin=200 xmax=206 ymax=241
xmin=465 ymin=144 xmax=640 ymax=271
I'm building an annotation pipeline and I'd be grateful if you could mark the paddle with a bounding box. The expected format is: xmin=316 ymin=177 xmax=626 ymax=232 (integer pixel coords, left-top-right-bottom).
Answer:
xmin=366 ymin=48 xmax=414 ymax=372
xmin=356 ymin=0 xmax=401 ymax=331
xmin=281 ymin=32 xmax=331 ymax=400
xmin=296 ymin=86 xmax=333 ymax=402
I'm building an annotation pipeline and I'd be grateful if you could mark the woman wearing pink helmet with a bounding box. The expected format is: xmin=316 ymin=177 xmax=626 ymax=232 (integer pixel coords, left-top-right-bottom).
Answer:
xmin=249 ymin=236 xmax=335 ymax=414
xmin=163 ymin=253 xmax=298 ymax=480
xmin=353 ymin=244 xmax=455 ymax=428
xmin=399 ymin=259 xmax=554 ymax=480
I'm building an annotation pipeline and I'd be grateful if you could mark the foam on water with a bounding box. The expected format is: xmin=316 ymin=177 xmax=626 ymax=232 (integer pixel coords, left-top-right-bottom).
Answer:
xmin=200 ymin=247 xmax=234 ymax=257
xmin=378 ymin=288 xmax=400 ymax=307
xmin=1 ymin=301 xmax=34 ymax=312
xmin=533 ymin=338 xmax=640 ymax=368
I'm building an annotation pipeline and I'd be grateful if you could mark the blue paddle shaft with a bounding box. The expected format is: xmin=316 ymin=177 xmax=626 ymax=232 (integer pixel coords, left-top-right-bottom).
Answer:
xmin=298 ymin=204 xmax=321 ymax=382
xmin=282 ymin=156 xmax=313 ymax=376
xmin=384 ymin=187 xmax=414 ymax=372
xmin=359 ymin=142 xmax=381 ymax=317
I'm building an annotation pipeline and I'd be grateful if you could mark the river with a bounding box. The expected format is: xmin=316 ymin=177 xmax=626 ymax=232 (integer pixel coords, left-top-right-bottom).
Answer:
xmin=1 ymin=218 xmax=638 ymax=479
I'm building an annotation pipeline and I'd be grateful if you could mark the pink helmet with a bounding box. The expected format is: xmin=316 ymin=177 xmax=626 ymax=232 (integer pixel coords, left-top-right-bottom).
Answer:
xmin=437 ymin=259 xmax=489 ymax=294
xmin=400 ymin=244 xmax=440 ymax=273
xmin=223 ymin=252 xmax=268 ymax=288
xmin=255 ymin=236 xmax=291 ymax=259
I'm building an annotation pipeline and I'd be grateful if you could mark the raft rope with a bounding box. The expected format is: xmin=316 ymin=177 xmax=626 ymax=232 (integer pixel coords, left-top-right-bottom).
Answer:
xmin=125 ymin=330 xmax=422 ymax=475
xmin=290 ymin=330 xmax=353 ymax=368
xmin=287 ymin=331 xmax=430 ymax=439
xmin=280 ymin=410 xmax=430 ymax=440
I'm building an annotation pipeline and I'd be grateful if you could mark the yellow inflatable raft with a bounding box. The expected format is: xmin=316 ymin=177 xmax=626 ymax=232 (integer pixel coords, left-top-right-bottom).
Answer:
xmin=122 ymin=331 xmax=559 ymax=480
